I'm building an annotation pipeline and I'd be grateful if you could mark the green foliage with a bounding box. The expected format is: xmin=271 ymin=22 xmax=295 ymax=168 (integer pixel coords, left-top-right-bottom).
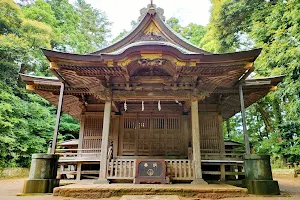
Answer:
xmin=167 ymin=17 xmax=182 ymax=33
xmin=0 ymin=0 xmax=109 ymax=167
xmin=181 ymin=23 xmax=206 ymax=47
xmin=0 ymin=83 xmax=54 ymax=167
xmin=205 ymin=0 xmax=300 ymax=163
xmin=166 ymin=17 xmax=206 ymax=47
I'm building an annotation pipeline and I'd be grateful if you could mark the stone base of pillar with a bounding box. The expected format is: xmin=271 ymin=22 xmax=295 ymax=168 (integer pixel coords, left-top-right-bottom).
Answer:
xmin=244 ymin=154 xmax=280 ymax=195
xmin=22 ymin=154 xmax=60 ymax=193
xmin=191 ymin=178 xmax=208 ymax=184
xmin=94 ymin=178 xmax=110 ymax=184
xmin=23 ymin=179 xmax=60 ymax=193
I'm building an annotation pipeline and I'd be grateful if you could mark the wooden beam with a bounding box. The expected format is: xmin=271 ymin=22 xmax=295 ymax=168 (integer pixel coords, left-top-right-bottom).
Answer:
xmin=51 ymin=83 xmax=65 ymax=154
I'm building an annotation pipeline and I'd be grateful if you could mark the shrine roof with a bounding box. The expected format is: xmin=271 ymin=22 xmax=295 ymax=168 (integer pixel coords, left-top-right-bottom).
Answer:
xmin=42 ymin=47 xmax=261 ymax=64
xmin=91 ymin=4 xmax=211 ymax=55
xmin=20 ymin=3 xmax=284 ymax=120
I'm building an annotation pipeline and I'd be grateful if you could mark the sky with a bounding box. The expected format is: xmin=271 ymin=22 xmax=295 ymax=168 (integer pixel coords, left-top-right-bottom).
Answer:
xmin=84 ymin=0 xmax=212 ymax=39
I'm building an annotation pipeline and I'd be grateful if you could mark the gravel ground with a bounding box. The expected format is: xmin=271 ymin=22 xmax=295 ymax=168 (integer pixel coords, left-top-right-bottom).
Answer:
xmin=0 ymin=178 xmax=299 ymax=200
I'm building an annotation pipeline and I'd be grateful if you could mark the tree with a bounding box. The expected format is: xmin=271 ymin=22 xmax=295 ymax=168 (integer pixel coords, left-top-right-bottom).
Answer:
xmin=46 ymin=0 xmax=111 ymax=53
xmin=0 ymin=0 xmax=113 ymax=167
xmin=181 ymin=23 xmax=206 ymax=47
xmin=166 ymin=17 xmax=182 ymax=33
xmin=203 ymin=0 xmax=300 ymax=163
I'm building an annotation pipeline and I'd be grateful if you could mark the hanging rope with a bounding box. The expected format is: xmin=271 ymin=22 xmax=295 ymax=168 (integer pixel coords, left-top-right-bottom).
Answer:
xmin=158 ymin=100 xmax=161 ymax=111
xmin=124 ymin=100 xmax=127 ymax=112
xmin=175 ymin=100 xmax=182 ymax=106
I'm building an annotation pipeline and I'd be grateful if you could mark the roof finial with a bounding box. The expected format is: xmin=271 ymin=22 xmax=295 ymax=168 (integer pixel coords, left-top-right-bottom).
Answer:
xmin=150 ymin=0 xmax=153 ymax=5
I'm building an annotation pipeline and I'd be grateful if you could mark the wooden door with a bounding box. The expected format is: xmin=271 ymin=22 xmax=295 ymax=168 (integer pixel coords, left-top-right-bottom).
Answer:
xmin=151 ymin=114 xmax=165 ymax=156
xmin=165 ymin=114 xmax=181 ymax=156
xmin=121 ymin=114 xmax=137 ymax=155
xmin=120 ymin=113 xmax=183 ymax=156
xmin=137 ymin=114 xmax=151 ymax=155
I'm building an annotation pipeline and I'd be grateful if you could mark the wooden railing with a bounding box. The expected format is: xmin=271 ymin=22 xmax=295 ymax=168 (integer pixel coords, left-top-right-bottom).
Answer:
xmin=166 ymin=159 xmax=194 ymax=180
xmin=201 ymin=149 xmax=244 ymax=161
xmin=55 ymin=149 xmax=101 ymax=162
xmin=107 ymin=159 xmax=136 ymax=179
xmin=106 ymin=159 xmax=194 ymax=181
xmin=56 ymin=148 xmax=244 ymax=181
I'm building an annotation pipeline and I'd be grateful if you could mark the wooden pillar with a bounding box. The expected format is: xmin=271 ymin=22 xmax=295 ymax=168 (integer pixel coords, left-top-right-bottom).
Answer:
xmin=76 ymin=163 xmax=82 ymax=181
xmin=182 ymin=114 xmax=189 ymax=158
xmin=191 ymin=100 xmax=207 ymax=184
xmin=220 ymin=163 xmax=226 ymax=182
xmin=239 ymin=84 xmax=251 ymax=154
xmin=95 ymin=100 xmax=111 ymax=184
xmin=78 ymin=115 xmax=86 ymax=152
xmin=76 ymin=114 xmax=85 ymax=181
xmin=51 ymin=83 xmax=65 ymax=154
xmin=113 ymin=115 xmax=120 ymax=158
xmin=218 ymin=115 xmax=225 ymax=156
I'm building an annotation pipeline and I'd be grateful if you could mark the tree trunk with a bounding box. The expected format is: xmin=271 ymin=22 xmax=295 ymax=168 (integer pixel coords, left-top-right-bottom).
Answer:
xmin=255 ymin=102 xmax=273 ymax=133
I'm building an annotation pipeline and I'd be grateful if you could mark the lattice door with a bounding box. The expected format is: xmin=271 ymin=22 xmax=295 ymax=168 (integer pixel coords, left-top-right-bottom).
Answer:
xmin=121 ymin=115 xmax=137 ymax=155
xmin=199 ymin=115 xmax=221 ymax=153
xmin=121 ymin=113 xmax=183 ymax=156
xmin=82 ymin=116 xmax=103 ymax=153
xmin=151 ymin=114 xmax=165 ymax=156
xmin=165 ymin=114 xmax=181 ymax=156
xmin=137 ymin=114 xmax=151 ymax=155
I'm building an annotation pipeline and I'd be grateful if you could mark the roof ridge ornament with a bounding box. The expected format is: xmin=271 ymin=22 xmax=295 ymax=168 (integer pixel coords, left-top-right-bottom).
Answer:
xmin=138 ymin=2 xmax=165 ymax=21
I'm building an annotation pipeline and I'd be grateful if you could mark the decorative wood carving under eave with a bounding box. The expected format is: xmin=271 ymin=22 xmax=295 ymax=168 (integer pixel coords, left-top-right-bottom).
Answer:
xmin=143 ymin=21 xmax=161 ymax=35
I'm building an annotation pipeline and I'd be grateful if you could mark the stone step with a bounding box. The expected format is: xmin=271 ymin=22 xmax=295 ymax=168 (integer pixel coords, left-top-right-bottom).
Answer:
xmin=53 ymin=183 xmax=248 ymax=199
xmin=120 ymin=195 xmax=180 ymax=200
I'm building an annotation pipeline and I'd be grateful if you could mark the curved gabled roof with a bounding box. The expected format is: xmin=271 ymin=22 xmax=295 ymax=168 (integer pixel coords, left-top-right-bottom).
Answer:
xmin=90 ymin=4 xmax=211 ymax=55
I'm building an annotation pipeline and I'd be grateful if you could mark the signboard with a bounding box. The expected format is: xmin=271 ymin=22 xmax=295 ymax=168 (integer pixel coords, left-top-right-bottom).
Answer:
xmin=134 ymin=159 xmax=166 ymax=184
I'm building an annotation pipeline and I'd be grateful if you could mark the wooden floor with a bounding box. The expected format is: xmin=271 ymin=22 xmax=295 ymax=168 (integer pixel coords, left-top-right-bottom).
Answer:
xmin=54 ymin=182 xmax=248 ymax=199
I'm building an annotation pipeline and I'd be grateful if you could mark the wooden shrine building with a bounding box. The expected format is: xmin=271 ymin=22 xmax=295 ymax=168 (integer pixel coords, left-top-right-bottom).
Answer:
xmin=21 ymin=3 xmax=282 ymax=184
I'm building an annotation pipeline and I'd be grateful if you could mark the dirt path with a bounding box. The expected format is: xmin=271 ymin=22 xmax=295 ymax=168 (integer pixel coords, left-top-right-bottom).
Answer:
xmin=0 ymin=178 xmax=299 ymax=200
